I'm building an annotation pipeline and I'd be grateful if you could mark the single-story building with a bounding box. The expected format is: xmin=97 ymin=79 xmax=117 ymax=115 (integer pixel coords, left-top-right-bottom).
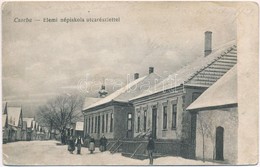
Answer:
xmin=82 ymin=67 xmax=162 ymax=140
xmin=7 ymin=107 xmax=23 ymax=141
xmin=187 ymin=65 xmax=238 ymax=164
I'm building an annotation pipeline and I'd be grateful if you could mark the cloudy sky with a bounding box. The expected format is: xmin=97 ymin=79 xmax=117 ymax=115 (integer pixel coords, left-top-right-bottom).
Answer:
xmin=2 ymin=2 xmax=237 ymax=116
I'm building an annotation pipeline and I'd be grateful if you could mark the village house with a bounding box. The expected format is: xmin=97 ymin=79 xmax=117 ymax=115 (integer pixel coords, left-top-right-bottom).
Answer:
xmin=2 ymin=114 xmax=9 ymax=143
xmin=74 ymin=121 xmax=84 ymax=137
xmin=186 ymin=65 xmax=237 ymax=164
xmin=31 ymin=120 xmax=37 ymax=140
xmin=2 ymin=102 xmax=9 ymax=143
xmin=129 ymin=32 xmax=237 ymax=158
xmin=82 ymin=68 xmax=162 ymax=140
xmin=7 ymin=107 xmax=23 ymax=141
xmin=23 ymin=118 xmax=34 ymax=140
xmin=21 ymin=121 xmax=27 ymax=141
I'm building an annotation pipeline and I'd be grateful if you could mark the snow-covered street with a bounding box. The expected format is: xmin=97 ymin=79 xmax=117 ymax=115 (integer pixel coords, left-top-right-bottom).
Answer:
xmin=3 ymin=140 xmax=219 ymax=165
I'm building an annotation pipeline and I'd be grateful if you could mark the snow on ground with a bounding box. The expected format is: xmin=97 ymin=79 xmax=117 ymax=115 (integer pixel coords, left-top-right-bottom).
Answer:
xmin=3 ymin=140 xmax=219 ymax=165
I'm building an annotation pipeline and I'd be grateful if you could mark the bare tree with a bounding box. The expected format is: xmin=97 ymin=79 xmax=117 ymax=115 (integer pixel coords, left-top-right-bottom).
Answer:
xmin=197 ymin=113 xmax=214 ymax=162
xmin=37 ymin=94 xmax=84 ymax=141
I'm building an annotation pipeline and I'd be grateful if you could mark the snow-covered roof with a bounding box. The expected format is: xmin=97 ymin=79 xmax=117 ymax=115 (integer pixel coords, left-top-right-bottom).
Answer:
xmin=75 ymin=121 xmax=84 ymax=131
xmin=187 ymin=65 xmax=237 ymax=111
xmin=131 ymin=40 xmax=237 ymax=101
xmin=7 ymin=107 xmax=22 ymax=127
xmin=84 ymin=73 xmax=162 ymax=110
xmin=2 ymin=114 xmax=7 ymax=128
xmin=23 ymin=118 xmax=34 ymax=128
xmin=82 ymin=97 xmax=101 ymax=110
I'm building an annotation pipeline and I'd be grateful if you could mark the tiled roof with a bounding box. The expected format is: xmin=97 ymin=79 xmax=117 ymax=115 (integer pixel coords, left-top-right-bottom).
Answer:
xmin=8 ymin=107 xmax=22 ymax=127
xmin=23 ymin=118 xmax=34 ymax=128
xmin=84 ymin=73 xmax=162 ymax=110
xmin=187 ymin=65 xmax=237 ymax=110
xmin=131 ymin=40 xmax=237 ymax=100
xmin=75 ymin=121 xmax=84 ymax=131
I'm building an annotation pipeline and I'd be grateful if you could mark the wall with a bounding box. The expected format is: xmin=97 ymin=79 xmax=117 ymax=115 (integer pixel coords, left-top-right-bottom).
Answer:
xmin=114 ymin=104 xmax=134 ymax=139
xmin=84 ymin=105 xmax=115 ymax=139
xmin=195 ymin=107 xmax=238 ymax=164
xmin=132 ymin=86 xmax=206 ymax=141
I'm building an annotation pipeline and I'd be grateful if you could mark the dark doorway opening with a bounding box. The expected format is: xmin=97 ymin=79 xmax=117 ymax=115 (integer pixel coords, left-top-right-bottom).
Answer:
xmin=215 ymin=126 xmax=224 ymax=161
xmin=152 ymin=107 xmax=157 ymax=139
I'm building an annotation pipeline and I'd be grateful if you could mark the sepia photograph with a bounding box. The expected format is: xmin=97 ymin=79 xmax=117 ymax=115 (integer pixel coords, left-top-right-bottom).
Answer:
xmin=1 ymin=1 xmax=259 ymax=166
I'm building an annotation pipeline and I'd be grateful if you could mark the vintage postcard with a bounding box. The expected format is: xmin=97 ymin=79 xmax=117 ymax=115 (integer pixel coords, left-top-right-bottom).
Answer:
xmin=1 ymin=1 xmax=259 ymax=166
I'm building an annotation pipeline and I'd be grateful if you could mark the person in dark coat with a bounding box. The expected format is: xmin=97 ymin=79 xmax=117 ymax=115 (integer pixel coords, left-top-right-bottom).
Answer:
xmin=75 ymin=136 xmax=83 ymax=154
xmin=88 ymin=136 xmax=95 ymax=154
xmin=147 ymin=136 xmax=155 ymax=165
xmin=68 ymin=136 xmax=75 ymax=154
xmin=99 ymin=135 xmax=108 ymax=152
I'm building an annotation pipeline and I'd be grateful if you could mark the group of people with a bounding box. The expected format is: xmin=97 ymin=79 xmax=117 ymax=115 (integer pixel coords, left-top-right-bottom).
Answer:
xmin=66 ymin=134 xmax=155 ymax=165
xmin=67 ymin=135 xmax=108 ymax=155
xmin=67 ymin=135 xmax=84 ymax=154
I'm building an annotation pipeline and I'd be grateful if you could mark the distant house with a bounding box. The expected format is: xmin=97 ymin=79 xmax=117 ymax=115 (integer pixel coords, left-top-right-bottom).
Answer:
xmin=2 ymin=114 xmax=9 ymax=143
xmin=130 ymin=32 xmax=237 ymax=158
xmin=82 ymin=67 xmax=162 ymax=140
xmin=23 ymin=118 xmax=34 ymax=140
xmin=187 ymin=66 xmax=238 ymax=163
xmin=75 ymin=121 xmax=84 ymax=137
xmin=31 ymin=120 xmax=37 ymax=140
xmin=22 ymin=121 xmax=27 ymax=141
xmin=36 ymin=125 xmax=45 ymax=140
xmin=2 ymin=102 xmax=9 ymax=143
xmin=7 ymin=107 xmax=23 ymax=141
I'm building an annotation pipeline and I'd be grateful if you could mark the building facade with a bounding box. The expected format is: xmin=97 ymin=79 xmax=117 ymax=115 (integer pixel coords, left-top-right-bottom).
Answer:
xmin=130 ymin=32 xmax=237 ymax=158
xmin=187 ymin=66 xmax=238 ymax=164
xmin=82 ymin=68 xmax=162 ymax=140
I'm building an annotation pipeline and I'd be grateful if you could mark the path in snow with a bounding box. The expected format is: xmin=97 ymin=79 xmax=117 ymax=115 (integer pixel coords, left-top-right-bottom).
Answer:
xmin=3 ymin=140 xmax=219 ymax=165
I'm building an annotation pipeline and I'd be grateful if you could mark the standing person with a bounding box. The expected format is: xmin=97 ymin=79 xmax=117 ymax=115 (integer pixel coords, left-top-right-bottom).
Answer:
xmin=68 ymin=136 xmax=75 ymax=154
xmin=75 ymin=136 xmax=83 ymax=154
xmin=99 ymin=135 xmax=108 ymax=152
xmin=88 ymin=136 xmax=95 ymax=154
xmin=147 ymin=136 xmax=155 ymax=165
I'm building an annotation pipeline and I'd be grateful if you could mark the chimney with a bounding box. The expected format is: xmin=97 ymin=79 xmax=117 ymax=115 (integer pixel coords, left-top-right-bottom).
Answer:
xmin=204 ymin=31 xmax=212 ymax=57
xmin=149 ymin=67 xmax=154 ymax=74
xmin=134 ymin=73 xmax=139 ymax=80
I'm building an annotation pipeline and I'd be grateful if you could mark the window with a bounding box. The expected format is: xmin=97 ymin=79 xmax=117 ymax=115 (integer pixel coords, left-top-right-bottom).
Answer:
xmin=91 ymin=117 xmax=94 ymax=133
xmin=143 ymin=110 xmax=147 ymax=131
xmin=87 ymin=117 xmax=88 ymax=133
xmin=127 ymin=113 xmax=132 ymax=131
xmin=88 ymin=117 xmax=91 ymax=134
xmin=106 ymin=113 xmax=108 ymax=132
xmin=137 ymin=113 xmax=140 ymax=133
xmin=102 ymin=115 xmax=105 ymax=133
xmin=110 ymin=113 xmax=113 ymax=132
xmin=163 ymin=106 xmax=168 ymax=130
xmin=172 ymin=104 xmax=177 ymax=129
xmin=95 ymin=116 xmax=97 ymax=133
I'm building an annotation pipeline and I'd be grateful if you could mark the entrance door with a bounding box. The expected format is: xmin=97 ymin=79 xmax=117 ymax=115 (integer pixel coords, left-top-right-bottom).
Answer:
xmin=215 ymin=126 xmax=224 ymax=161
xmin=152 ymin=107 xmax=157 ymax=139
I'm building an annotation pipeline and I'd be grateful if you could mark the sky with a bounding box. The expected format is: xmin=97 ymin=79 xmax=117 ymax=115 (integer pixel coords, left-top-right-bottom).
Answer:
xmin=2 ymin=2 xmax=237 ymax=116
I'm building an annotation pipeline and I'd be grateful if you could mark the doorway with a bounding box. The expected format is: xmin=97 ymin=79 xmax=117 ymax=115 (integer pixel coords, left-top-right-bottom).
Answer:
xmin=152 ymin=107 xmax=157 ymax=139
xmin=215 ymin=126 xmax=224 ymax=161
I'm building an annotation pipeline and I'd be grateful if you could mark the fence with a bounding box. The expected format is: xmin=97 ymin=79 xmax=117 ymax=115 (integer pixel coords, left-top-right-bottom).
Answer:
xmin=120 ymin=139 xmax=181 ymax=159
